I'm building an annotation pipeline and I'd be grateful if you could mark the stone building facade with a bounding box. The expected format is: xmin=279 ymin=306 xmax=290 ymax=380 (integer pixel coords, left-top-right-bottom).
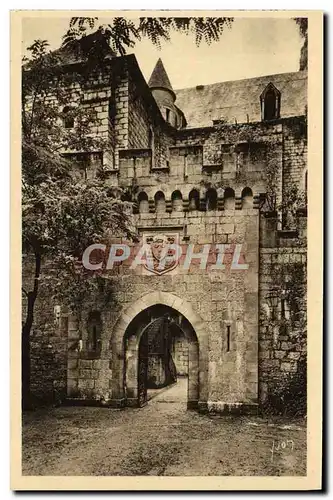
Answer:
xmin=24 ymin=48 xmax=307 ymax=413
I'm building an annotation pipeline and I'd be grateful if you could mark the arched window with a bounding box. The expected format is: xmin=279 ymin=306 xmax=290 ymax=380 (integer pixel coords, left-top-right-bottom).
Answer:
xmin=171 ymin=190 xmax=183 ymax=212
xmin=138 ymin=191 xmax=149 ymax=213
xmin=87 ymin=311 xmax=102 ymax=353
xmin=62 ymin=106 xmax=75 ymax=129
xmin=189 ymin=189 xmax=200 ymax=211
xmin=260 ymin=83 xmax=281 ymax=121
xmin=206 ymin=188 xmax=217 ymax=211
xmin=224 ymin=187 xmax=235 ymax=210
xmin=241 ymin=187 xmax=253 ymax=209
xmin=154 ymin=191 xmax=166 ymax=213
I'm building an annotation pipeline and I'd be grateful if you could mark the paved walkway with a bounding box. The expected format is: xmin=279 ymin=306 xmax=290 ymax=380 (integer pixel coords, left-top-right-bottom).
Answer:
xmin=22 ymin=383 xmax=306 ymax=476
xmin=148 ymin=376 xmax=187 ymax=403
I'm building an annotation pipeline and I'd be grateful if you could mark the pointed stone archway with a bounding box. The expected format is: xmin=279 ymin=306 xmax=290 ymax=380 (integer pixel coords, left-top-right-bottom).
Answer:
xmin=110 ymin=291 xmax=209 ymax=410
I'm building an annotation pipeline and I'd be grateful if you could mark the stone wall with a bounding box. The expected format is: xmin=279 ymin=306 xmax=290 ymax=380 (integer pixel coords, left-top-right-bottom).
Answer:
xmin=113 ymin=64 xmax=129 ymax=161
xmin=66 ymin=311 xmax=113 ymax=401
xmin=282 ymin=118 xmax=307 ymax=193
xmin=175 ymin=121 xmax=286 ymax=205
xmin=22 ymin=259 xmax=68 ymax=405
xmin=259 ymin=245 xmax=307 ymax=404
xmin=113 ymin=63 xmax=173 ymax=172
xmin=172 ymin=336 xmax=189 ymax=376
xmin=128 ymin=74 xmax=151 ymax=150
xmin=62 ymin=198 xmax=260 ymax=411
xmin=24 ymin=64 xmax=115 ymax=172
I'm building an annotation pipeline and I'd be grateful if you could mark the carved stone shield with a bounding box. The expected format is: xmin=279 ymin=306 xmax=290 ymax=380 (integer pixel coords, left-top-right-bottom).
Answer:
xmin=143 ymin=233 xmax=180 ymax=275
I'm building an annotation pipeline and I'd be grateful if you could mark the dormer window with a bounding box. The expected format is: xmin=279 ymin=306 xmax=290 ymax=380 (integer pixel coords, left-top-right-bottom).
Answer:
xmin=260 ymin=83 xmax=281 ymax=121
xmin=63 ymin=106 xmax=75 ymax=129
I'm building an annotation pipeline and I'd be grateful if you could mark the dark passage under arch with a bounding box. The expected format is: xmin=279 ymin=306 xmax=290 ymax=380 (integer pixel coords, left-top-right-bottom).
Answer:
xmin=124 ymin=304 xmax=199 ymax=409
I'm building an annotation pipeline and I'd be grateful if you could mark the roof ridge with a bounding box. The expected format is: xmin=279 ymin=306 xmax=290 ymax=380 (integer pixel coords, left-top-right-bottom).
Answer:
xmin=175 ymin=70 xmax=308 ymax=93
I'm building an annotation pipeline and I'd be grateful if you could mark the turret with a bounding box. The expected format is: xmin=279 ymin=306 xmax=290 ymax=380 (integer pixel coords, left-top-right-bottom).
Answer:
xmin=148 ymin=58 xmax=186 ymax=129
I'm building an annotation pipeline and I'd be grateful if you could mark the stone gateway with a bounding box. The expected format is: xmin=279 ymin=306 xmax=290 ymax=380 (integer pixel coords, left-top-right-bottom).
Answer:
xmin=23 ymin=48 xmax=307 ymax=414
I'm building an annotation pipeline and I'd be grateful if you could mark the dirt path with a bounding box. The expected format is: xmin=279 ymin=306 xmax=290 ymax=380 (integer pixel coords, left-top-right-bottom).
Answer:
xmin=22 ymin=380 xmax=306 ymax=476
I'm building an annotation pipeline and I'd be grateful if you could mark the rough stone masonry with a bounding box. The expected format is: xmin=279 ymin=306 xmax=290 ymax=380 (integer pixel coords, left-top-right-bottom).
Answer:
xmin=23 ymin=45 xmax=307 ymax=414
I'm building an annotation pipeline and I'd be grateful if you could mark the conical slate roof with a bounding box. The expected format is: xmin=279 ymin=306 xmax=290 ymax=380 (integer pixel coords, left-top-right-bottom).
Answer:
xmin=148 ymin=58 xmax=174 ymax=94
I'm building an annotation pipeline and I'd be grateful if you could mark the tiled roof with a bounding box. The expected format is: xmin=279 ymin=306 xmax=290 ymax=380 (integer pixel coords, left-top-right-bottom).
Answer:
xmin=175 ymin=71 xmax=307 ymax=128
xmin=47 ymin=32 xmax=115 ymax=67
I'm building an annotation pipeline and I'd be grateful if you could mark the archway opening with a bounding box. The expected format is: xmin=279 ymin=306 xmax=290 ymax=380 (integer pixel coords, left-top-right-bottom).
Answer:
xmin=124 ymin=304 xmax=199 ymax=409
xmin=241 ymin=187 xmax=253 ymax=209
xmin=171 ymin=190 xmax=183 ymax=212
xmin=138 ymin=191 xmax=149 ymax=213
xmin=206 ymin=188 xmax=218 ymax=211
xmin=154 ymin=191 xmax=166 ymax=213
xmin=224 ymin=187 xmax=235 ymax=210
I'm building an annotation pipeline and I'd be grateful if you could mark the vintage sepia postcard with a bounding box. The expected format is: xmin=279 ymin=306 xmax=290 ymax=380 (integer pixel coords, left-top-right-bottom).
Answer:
xmin=11 ymin=10 xmax=323 ymax=490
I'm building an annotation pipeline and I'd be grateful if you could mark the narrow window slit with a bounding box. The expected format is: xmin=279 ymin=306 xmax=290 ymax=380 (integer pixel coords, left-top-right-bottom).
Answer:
xmin=226 ymin=326 xmax=231 ymax=352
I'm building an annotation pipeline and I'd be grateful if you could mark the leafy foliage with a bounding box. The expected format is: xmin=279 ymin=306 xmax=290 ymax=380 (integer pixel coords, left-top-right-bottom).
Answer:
xmin=261 ymin=260 xmax=307 ymax=416
xmin=22 ymin=39 xmax=134 ymax=269
xmin=62 ymin=17 xmax=234 ymax=55
xmin=207 ymin=121 xmax=307 ymax=229
xmin=294 ymin=17 xmax=308 ymax=39
xmin=263 ymin=168 xmax=306 ymax=230
xmin=262 ymin=262 xmax=307 ymax=329
xmin=293 ymin=17 xmax=308 ymax=71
